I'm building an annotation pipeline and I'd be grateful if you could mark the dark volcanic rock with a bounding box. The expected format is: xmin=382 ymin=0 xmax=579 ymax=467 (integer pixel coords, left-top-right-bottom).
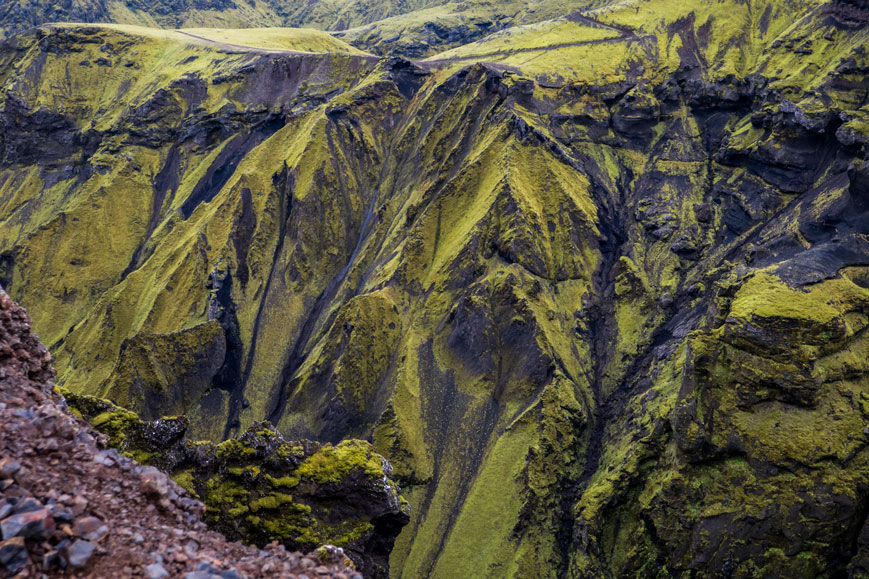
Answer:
xmin=0 ymin=536 xmax=27 ymax=574
xmin=0 ymin=508 xmax=55 ymax=540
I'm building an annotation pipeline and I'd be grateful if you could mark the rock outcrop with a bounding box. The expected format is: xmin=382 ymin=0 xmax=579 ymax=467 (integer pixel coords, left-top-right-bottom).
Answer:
xmin=63 ymin=391 xmax=411 ymax=578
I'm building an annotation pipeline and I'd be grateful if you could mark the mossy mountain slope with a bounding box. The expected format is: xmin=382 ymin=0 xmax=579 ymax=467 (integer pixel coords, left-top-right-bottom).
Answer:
xmin=1 ymin=0 xmax=869 ymax=576
xmin=0 ymin=0 xmax=616 ymax=56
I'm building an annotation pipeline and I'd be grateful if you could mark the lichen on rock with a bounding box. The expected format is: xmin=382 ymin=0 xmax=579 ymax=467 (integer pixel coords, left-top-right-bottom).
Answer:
xmin=63 ymin=392 xmax=409 ymax=577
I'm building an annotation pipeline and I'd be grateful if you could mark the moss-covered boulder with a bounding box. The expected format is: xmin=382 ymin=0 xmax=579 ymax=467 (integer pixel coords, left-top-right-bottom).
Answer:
xmin=63 ymin=391 xmax=410 ymax=577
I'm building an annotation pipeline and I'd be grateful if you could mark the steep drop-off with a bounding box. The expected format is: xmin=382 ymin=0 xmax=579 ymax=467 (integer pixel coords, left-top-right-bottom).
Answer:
xmin=1 ymin=0 xmax=869 ymax=576
xmin=0 ymin=288 xmax=362 ymax=577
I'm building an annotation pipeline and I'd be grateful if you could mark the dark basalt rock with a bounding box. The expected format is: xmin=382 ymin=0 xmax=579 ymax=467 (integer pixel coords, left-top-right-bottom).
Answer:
xmin=0 ymin=94 xmax=102 ymax=171
xmin=827 ymin=0 xmax=869 ymax=27
xmin=0 ymin=537 xmax=27 ymax=574
xmin=849 ymin=160 xmax=869 ymax=205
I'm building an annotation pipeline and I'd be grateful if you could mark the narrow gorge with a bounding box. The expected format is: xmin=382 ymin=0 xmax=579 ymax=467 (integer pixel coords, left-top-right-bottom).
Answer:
xmin=0 ymin=0 xmax=868 ymax=576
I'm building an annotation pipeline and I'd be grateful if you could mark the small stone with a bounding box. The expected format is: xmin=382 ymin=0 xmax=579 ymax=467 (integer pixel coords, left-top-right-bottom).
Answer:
xmin=221 ymin=569 xmax=242 ymax=579
xmin=0 ymin=537 xmax=27 ymax=574
xmin=93 ymin=452 xmax=114 ymax=467
xmin=49 ymin=505 xmax=74 ymax=524
xmin=195 ymin=560 xmax=219 ymax=573
xmin=12 ymin=497 xmax=42 ymax=514
xmin=145 ymin=563 xmax=170 ymax=579
xmin=141 ymin=467 xmax=171 ymax=498
xmin=300 ymin=557 xmax=316 ymax=569
xmin=315 ymin=566 xmax=332 ymax=575
xmin=133 ymin=533 xmax=145 ymax=544
xmin=74 ymin=430 xmax=95 ymax=445
xmin=184 ymin=572 xmax=214 ymax=579
xmin=1 ymin=507 xmax=55 ymax=539
xmin=70 ymin=496 xmax=88 ymax=516
xmin=42 ymin=549 xmax=62 ymax=568
xmin=64 ymin=539 xmax=97 ymax=568
xmin=73 ymin=516 xmax=109 ymax=542
xmin=37 ymin=438 xmax=59 ymax=453
xmin=0 ymin=459 xmax=21 ymax=479
xmin=184 ymin=540 xmax=199 ymax=557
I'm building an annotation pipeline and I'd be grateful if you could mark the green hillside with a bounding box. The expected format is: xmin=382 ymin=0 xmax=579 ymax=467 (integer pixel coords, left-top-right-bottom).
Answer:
xmin=0 ymin=0 xmax=614 ymax=55
xmin=1 ymin=0 xmax=869 ymax=577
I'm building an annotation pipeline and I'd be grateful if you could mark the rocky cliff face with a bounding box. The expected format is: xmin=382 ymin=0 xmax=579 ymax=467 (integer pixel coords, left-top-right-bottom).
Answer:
xmin=1 ymin=0 xmax=869 ymax=577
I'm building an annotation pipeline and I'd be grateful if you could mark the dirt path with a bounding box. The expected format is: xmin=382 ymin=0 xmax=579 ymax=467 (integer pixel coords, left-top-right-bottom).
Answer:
xmin=566 ymin=11 xmax=638 ymax=38
xmin=174 ymin=30 xmax=318 ymax=54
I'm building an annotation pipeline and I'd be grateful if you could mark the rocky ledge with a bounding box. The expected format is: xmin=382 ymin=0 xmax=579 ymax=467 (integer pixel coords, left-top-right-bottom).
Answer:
xmin=61 ymin=391 xmax=411 ymax=578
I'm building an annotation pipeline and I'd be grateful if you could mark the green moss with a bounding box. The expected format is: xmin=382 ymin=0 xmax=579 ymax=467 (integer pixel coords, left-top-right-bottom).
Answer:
xmin=215 ymin=438 xmax=258 ymax=461
xmin=296 ymin=440 xmax=386 ymax=484
xmin=730 ymin=272 xmax=841 ymax=324
xmin=90 ymin=408 xmax=141 ymax=447
xmin=171 ymin=469 xmax=198 ymax=497
xmin=227 ymin=465 xmax=261 ymax=477
xmin=333 ymin=521 xmax=375 ymax=545
xmin=228 ymin=505 xmax=250 ymax=518
xmin=249 ymin=493 xmax=295 ymax=512
xmin=205 ymin=478 xmax=253 ymax=520
xmin=265 ymin=474 xmax=300 ymax=489
xmin=275 ymin=443 xmax=306 ymax=460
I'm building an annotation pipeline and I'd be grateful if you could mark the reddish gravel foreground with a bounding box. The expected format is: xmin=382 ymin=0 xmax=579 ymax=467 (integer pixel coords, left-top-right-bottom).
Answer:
xmin=0 ymin=289 xmax=360 ymax=578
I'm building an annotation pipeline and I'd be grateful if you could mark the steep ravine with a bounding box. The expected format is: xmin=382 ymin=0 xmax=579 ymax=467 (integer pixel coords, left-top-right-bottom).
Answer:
xmin=0 ymin=1 xmax=869 ymax=576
